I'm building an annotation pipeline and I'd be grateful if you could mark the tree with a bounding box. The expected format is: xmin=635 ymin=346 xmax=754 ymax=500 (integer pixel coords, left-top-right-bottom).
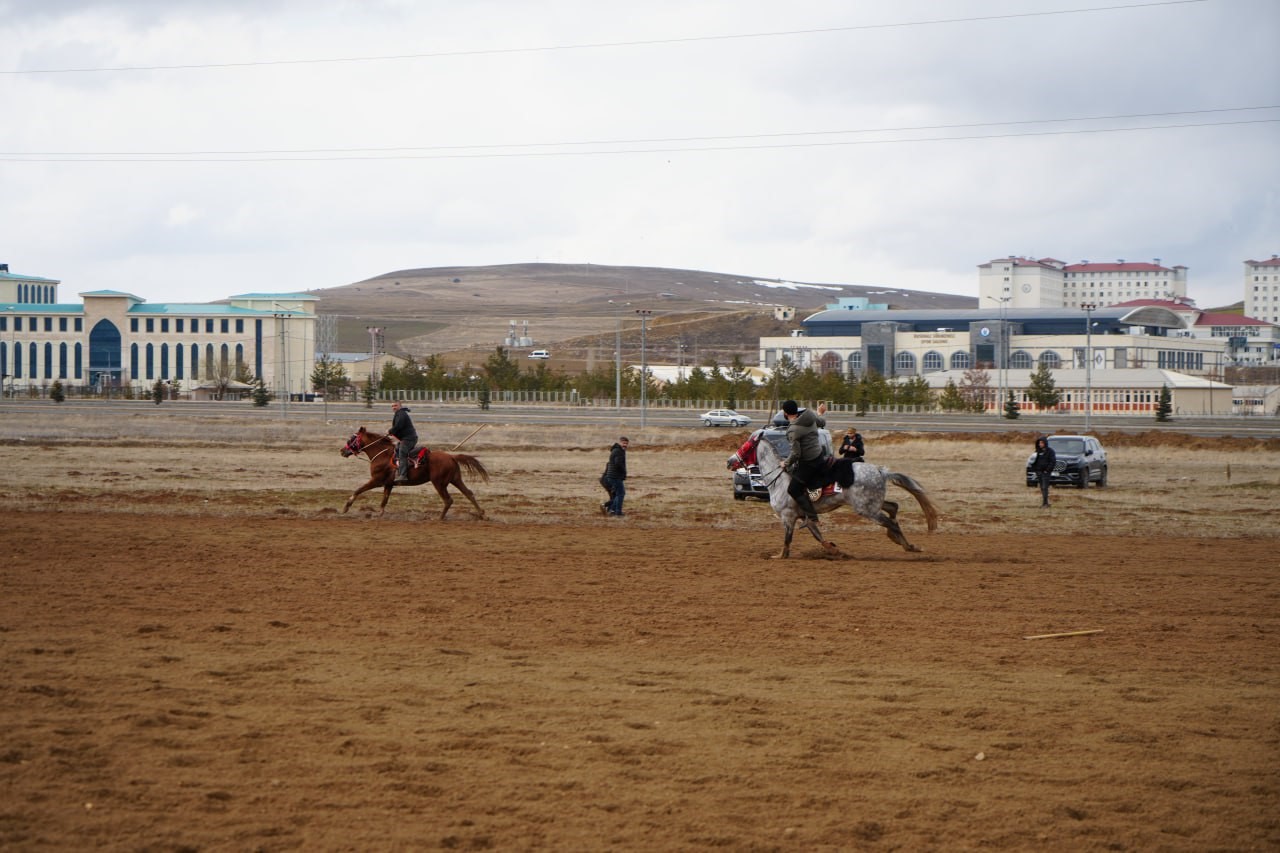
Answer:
xmin=1155 ymin=384 xmax=1172 ymax=421
xmin=1003 ymin=389 xmax=1021 ymax=419
xmin=50 ymin=380 xmax=65 ymax=403
xmin=311 ymin=355 xmax=349 ymax=395
xmin=252 ymin=375 xmax=271 ymax=407
xmin=362 ymin=379 xmax=376 ymax=408
xmin=483 ymin=346 xmax=521 ymax=390
xmin=151 ymin=378 xmax=165 ymax=405
xmin=960 ymin=367 xmax=992 ymax=412
xmin=937 ymin=379 xmax=969 ymax=412
xmin=1026 ymin=360 xmax=1061 ymax=411
xmin=894 ymin=376 xmax=934 ymax=409
xmin=725 ymin=356 xmax=751 ymax=409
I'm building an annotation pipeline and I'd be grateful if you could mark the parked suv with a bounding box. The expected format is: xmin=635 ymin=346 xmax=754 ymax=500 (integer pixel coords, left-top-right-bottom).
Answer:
xmin=732 ymin=416 xmax=833 ymax=501
xmin=1026 ymin=435 xmax=1108 ymax=489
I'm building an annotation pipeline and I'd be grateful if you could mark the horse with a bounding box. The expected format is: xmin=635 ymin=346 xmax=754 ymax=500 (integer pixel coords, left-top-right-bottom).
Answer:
xmin=340 ymin=427 xmax=489 ymax=520
xmin=728 ymin=429 xmax=938 ymax=559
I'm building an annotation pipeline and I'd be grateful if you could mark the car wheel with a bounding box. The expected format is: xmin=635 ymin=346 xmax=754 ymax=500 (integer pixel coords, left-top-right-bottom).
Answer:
xmin=730 ymin=420 xmax=741 ymax=427
xmin=703 ymin=419 xmax=713 ymax=427
xmin=1076 ymin=468 xmax=1088 ymax=489
xmin=1096 ymin=465 xmax=1108 ymax=487
xmin=733 ymin=492 xmax=746 ymax=501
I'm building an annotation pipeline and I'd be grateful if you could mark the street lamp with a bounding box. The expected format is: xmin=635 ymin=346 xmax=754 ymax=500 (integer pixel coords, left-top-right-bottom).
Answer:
xmin=636 ymin=309 xmax=653 ymax=427
xmin=608 ymin=300 xmax=629 ymax=409
xmin=272 ymin=303 xmax=290 ymax=419
xmin=4 ymin=306 xmax=14 ymax=399
xmin=985 ymin=292 xmax=1010 ymax=413
xmin=1081 ymin=302 xmax=1097 ymax=433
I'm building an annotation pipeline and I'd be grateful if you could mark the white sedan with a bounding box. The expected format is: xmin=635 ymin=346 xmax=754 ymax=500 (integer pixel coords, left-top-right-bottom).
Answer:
xmin=700 ymin=409 xmax=752 ymax=427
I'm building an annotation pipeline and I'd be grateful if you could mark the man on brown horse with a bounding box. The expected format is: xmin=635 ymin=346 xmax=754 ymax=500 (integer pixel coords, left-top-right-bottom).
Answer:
xmin=387 ymin=401 xmax=419 ymax=484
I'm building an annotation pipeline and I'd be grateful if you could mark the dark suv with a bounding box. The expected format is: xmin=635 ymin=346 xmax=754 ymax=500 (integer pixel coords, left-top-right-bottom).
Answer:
xmin=1026 ymin=435 xmax=1108 ymax=489
xmin=733 ymin=428 xmax=789 ymax=500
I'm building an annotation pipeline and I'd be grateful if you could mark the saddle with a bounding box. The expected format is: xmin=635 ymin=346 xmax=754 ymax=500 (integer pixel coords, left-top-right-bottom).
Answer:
xmin=411 ymin=447 xmax=431 ymax=468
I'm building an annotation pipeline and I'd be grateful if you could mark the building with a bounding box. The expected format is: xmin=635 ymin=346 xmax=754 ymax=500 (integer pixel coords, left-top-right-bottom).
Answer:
xmin=0 ymin=266 xmax=316 ymax=400
xmin=757 ymin=303 xmax=1238 ymax=415
xmin=978 ymin=256 xmax=1189 ymax=309
xmin=1244 ymin=255 xmax=1280 ymax=326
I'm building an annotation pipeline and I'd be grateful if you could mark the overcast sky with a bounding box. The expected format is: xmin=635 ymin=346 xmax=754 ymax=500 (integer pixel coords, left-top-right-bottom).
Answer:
xmin=2 ymin=0 xmax=1277 ymax=311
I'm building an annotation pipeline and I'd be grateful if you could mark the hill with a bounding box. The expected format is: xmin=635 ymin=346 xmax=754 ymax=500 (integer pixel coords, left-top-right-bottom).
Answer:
xmin=307 ymin=262 xmax=976 ymax=368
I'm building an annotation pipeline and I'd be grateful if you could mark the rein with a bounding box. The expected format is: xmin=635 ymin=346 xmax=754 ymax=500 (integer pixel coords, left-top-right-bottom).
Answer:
xmin=350 ymin=434 xmax=395 ymax=464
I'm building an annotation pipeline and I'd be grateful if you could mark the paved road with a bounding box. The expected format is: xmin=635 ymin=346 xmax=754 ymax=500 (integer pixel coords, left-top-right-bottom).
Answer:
xmin=2 ymin=398 xmax=1276 ymax=439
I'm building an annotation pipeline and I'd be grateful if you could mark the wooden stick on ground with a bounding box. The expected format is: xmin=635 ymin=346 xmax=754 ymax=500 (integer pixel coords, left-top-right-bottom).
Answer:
xmin=451 ymin=424 xmax=488 ymax=451
xmin=1023 ymin=629 xmax=1104 ymax=640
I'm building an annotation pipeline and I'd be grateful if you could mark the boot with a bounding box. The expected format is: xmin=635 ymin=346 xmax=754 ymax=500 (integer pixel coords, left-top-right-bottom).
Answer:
xmin=394 ymin=464 xmax=410 ymax=484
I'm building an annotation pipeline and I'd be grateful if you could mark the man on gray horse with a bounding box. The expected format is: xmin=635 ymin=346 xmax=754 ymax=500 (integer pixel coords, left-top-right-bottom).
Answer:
xmin=781 ymin=399 xmax=830 ymax=528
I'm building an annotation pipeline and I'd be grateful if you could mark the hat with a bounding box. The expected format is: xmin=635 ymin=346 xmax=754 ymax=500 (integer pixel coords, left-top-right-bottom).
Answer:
xmin=781 ymin=400 xmax=799 ymax=416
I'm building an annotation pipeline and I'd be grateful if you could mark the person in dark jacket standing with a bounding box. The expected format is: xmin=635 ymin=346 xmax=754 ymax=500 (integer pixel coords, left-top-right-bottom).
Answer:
xmin=602 ymin=436 xmax=629 ymax=517
xmin=839 ymin=428 xmax=865 ymax=462
xmin=1032 ymin=435 xmax=1056 ymax=508
xmin=387 ymin=400 xmax=419 ymax=484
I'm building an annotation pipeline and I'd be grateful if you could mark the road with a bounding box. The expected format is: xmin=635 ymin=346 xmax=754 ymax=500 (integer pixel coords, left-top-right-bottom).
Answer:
xmin=1 ymin=398 xmax=1276 ymax=439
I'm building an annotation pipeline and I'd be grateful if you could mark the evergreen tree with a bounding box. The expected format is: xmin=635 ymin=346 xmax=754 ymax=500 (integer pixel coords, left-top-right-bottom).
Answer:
xmin=251 ymin=375 xmax=271 ymax=407
xmin=937 ymin=379 xmax=968 ymax=412
xmin=151 ymin=378 xmax=165 ymax=405
xmin=894 ymin=376 xmax=935 ymax=409
xmin=1003 ymin=389 xmax=1021 ymax=419
xmin=483 ymin=346 xmax=521 ymax=390
xmin=1026 ymin=360 xmax=1062 ymax=411
xmin=50 ymin=380 xmax=65 ymax=403
xmin=1155 ymin=384 xmax=1172 ymax=421
xmin=362 ymin=379 xmax=376 ymax=408
xmin=311 ymin=354 xmax=349 ymax=395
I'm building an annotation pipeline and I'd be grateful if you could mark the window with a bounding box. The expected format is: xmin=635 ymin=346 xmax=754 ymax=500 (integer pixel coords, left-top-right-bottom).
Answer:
xmin=847 ymin=351 xmax=863 ymax=372
xmin=922 ymin=350 xmax=944 ymax=372
xmin=894 ymin=351 xmax=916 ymax=373
xmin=131 ymin=318 xmax=139 ymax=332
xmin=206 ymin=319 xmax=214 ymax=334
xmin=177 ymin=318 xmax=185 ymax=333
xmin=220 ymin=319 xmax=229 ymax=334
xmin=44 ymin=317 xmax=52 ymax=332
xmin=59 ymin=317 xmax=67 ymax=332
xmin=58 ymin=343 xmax=68 ymax=379
xmin=146 ymin=318 xmax=154 ymax=333
xmin=75 ymin=318 xmax=82 ymax=332
xmin=1009 ymin=350 xmax=1033 ymax=369
xmin=1038 ymin=350 xmax=1062 ymax=368
xmin=161 ymin=318 xmax=169 ymax=333
xmin=950 ymin=351 xmax=972 ymax=369
xmin=235 ymin=319 xmax=244 ymax=334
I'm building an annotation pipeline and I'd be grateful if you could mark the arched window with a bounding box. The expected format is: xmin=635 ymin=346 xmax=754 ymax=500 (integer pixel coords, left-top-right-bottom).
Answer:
xmin=58 ymin=342 xmax=68 ymax=378
xmin=205 ymin=344 xmax=215 ymax=379
xmin=1038 ymin=350 xmax=1061 ymax=368
xmin=0 ymin=342 xmax=6 ymax=381
xmin=160 ymin=344 xmax=169 ymax=379
xmin=847 ymin=350 xmax=863 ymax=372
xmin=74 ymin=343 xmax=82 ymax=379
xmin=130 ymin=343 xmax=139 ymax=380
xmin=922 ymin=350 xmax=944 ymax=372
xmin=191 ymin=344 xmax=200 ymax=380
xmin=950 ymin=351 xmax=972 ymax=369
xmin=14 ymin=340 xmax=22 ymax=378
xmin=145 ymin=343 xmax=155 ymax=380
xmin=44 ymin=342 xmax=54 ymax=378
xmin=894 ymin=351 xmax=917 ymax=373
xmin=1009 ymin=350 xmax=1033 ymax=369
xmin=176 ymin=344 xmax=185 ymax=380
xmin=89 ymin=319 xmax=122 ymax=388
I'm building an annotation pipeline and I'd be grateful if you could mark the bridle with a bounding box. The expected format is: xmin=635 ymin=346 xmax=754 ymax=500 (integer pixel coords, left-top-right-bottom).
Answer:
xmin=344 ymin=432 xmax=394 ymax=463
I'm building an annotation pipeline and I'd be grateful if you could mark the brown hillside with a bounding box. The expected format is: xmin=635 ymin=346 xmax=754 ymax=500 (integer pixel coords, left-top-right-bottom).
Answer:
xmin=306 ymin=262 xmax=976 ymax=365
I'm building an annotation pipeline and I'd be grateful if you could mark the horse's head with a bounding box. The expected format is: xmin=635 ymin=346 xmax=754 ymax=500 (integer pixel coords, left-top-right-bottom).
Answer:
xmin=727 ymin=431 xmax=762 ymax=471
xmin=340 ymin=427 xmax=373 ymax=458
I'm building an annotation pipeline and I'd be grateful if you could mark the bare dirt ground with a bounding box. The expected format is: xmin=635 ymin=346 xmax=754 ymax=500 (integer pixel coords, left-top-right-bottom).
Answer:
xmin=1 ymin=409 xmax=1277 ymax=851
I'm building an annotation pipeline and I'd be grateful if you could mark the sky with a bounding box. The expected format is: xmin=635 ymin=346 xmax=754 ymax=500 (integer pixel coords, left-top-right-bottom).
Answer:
xmin=2 ymin=0 xmax=1277 ymax=311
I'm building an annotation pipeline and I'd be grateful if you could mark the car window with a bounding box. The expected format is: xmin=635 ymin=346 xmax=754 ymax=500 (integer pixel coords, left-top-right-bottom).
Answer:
xmin=1049 ymin=438 xmax=1085 ymax=454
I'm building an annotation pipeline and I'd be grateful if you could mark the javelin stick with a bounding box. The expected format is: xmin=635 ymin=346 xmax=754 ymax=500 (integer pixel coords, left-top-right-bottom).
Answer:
xmin=451 ymin=423 xmax=488 ymax=451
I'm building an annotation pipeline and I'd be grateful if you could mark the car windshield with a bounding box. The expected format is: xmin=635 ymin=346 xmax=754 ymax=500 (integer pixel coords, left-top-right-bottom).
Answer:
xmin=762 ymin=431 xmax=791 ymax=457
xmin=1048 ymin=438 xmax=1086 ymax=455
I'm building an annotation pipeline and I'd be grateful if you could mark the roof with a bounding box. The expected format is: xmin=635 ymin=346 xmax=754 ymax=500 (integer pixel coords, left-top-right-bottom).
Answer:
xmin=227 ymin=292 xmax=319 ymax=301
xmin=80 ymin=289 xmax=144 ymax=300
xmin=1063 ymin=261 xmax=1176 ymax=273
xmin=1246 ymin=256 xmax=1280 ymax=267
xmin=0 ymin=270 xmax=59 ymax=283
xmin=918 ymin=367 xmax=1230 ymax=390
xmin=0 ymin=303 xmax=81 ymax=313
xmin=1194 ymin=312 xmax=1271 ymax=327
xmin=129 ymin=304 xmax=271 ymax=315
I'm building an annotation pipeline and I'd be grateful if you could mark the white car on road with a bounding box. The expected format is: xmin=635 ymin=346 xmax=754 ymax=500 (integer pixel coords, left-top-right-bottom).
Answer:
xmin=701 ymin=409 xmax=751 ymax=427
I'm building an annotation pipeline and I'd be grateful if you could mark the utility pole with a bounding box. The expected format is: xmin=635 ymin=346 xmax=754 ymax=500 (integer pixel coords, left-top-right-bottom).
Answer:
xmin=1081 ymin=303 xmax=1097 ymax=432
xmin=636 ymin=309 xmax=653 ymax=427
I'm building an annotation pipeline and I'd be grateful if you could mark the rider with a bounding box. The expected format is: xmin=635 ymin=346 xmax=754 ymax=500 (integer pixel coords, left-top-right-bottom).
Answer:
xmin=387 ymin=400 xmax=419 ymax=484
xmin=781 ymin=399 xmax=830 ymax=528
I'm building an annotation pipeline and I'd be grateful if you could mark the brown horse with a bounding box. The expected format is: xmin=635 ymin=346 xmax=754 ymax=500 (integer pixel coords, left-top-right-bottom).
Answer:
xmin=340 ymin=427 xmax=489 ymax=519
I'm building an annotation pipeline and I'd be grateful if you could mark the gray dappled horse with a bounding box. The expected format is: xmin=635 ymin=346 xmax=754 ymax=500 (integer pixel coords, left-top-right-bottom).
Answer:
xmin=728 ymin=429 xmax=938 ymax=559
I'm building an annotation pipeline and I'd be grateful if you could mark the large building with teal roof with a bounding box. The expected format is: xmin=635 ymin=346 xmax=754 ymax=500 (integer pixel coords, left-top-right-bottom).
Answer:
xmin=0 ymin=264 xmax=316 ymax=399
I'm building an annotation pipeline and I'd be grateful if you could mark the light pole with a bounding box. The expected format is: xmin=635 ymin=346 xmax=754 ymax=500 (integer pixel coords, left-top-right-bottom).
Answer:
xmin=272 ymin=303 xmax=290 ymax=418
xmin=985 ymin=293 xmax=1010 ymax=413
xmin=4 ymin=306 xmax=14 ymax=399
xmin=608 ymin=300 xmax=628 ymax=410
xmin=636 ymin=309 xmax=652 ymax=427
xmin=1081 ymin=302 xmax=1097 ymax=433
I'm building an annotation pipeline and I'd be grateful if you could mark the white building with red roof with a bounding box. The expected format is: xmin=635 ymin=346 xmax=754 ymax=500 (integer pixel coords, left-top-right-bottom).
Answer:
xmin=979 ymin=256 xmax=1189 ymax=310
xmin=1244 ymin=255 xmax=1280 ymax=325
xmin=1110 ymin=298 xmax=1280 ymax=366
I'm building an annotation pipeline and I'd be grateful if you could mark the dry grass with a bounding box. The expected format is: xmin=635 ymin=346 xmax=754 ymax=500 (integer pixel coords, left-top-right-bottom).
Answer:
xmin=2 ymin=409 xmax=1277 ymax=538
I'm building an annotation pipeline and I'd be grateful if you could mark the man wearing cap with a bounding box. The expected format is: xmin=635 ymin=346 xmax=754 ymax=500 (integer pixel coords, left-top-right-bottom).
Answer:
xmin=781 ymin=400 xmax=829 ymax=527
xmin=386 ymin=400 xmax=419 ymax=484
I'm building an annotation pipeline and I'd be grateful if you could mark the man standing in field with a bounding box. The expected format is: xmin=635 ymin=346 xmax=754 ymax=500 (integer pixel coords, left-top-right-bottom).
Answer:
xmin=602 ymin=436 xmax=629 ymax=517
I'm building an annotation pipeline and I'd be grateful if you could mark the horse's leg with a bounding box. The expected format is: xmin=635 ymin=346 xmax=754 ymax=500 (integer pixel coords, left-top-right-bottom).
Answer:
xmin=379 ymin=485 xmax=393 ymax=516
xmin=450 ymin=475 xmax=485 ymax=520
xmin=432 ymin=478 xmax=454 ymax=521
xmin=882 ymin=499 xmax=900 ymax=521
xmin=343 ymin=478 xmax=383 ymax=513
xmin=869 ymin=511 xmax=919 ymax=552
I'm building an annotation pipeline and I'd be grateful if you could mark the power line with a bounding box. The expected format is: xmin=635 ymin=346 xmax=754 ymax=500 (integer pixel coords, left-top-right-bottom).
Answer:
xmin=2 ymin=1 xmax=1209 ymax=75
xmin=2 ymin=117 xmax=1275 ymax=163
xmin=2 ymin=105 xmax=1272 ymax=158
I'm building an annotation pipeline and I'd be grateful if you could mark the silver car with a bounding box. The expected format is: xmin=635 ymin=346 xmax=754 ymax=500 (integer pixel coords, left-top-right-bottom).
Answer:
xmin=701 ymin=409 xmax=751 ymax=427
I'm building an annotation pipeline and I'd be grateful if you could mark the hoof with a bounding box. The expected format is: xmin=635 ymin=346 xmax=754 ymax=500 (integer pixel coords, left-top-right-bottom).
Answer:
xmin=820 ymin=541 xmax=841 ymax=555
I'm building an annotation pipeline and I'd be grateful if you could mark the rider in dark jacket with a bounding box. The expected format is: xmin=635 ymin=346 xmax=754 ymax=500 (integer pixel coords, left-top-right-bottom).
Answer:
xmin=1032 ymin=436 xmax=1056 ymax=508
xmin=781 ymin=400 xmax=829 ymax=526
xmin=388 ymin=401 xmax=419 ymax=484
xmin=839 ymin=429 xmax=864 ymax=462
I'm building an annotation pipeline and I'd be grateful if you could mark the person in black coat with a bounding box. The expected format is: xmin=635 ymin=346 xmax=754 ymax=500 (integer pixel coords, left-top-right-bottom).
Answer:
xmin=1031 ymin=436 xmax=1056 ymax=508
xmin=601 ymin=436 xmax=629 ymax=517
xmin=387 ymin=400 xmax=418 ymax=484
xmin=838 ymin=428 xmax=864 ymax=462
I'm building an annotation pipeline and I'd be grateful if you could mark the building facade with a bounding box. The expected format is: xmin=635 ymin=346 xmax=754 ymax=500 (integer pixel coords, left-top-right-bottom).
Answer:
xmin=978 ymin=256 xmax=1189 ymax=310
xmin=0 ymin=267 xmax=316 ymax=399
xmin=1244 ymin=255 xmax=1280 ymax=326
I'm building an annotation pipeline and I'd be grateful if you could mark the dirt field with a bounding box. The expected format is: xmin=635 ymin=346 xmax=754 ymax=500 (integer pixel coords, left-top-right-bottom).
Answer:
xmin=1 ymin=408 xmax=1277 ymax=850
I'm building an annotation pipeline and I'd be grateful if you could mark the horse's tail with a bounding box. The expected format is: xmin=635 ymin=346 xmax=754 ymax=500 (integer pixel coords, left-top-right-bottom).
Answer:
xmin=886 ymin=471 xmax=939 ymax=532
xmin=452 ymin=454 xmax=491 ymax=483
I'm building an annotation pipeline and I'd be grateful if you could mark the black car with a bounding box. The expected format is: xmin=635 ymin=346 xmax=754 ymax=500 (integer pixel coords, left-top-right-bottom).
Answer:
xmin=732 ymin=422 xmax=834 ymax=500
xmin=1026 ymin=435 xmax=1108 ymax=489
